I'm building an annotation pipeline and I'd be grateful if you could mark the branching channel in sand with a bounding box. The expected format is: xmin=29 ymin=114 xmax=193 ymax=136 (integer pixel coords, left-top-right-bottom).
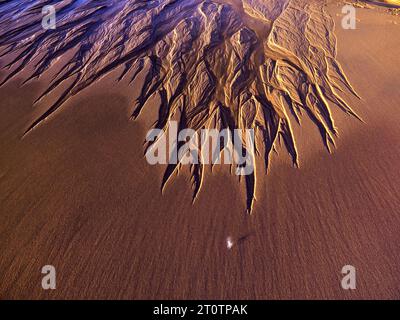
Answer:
xmin=0 ymin=0 xmax=361 ymax=212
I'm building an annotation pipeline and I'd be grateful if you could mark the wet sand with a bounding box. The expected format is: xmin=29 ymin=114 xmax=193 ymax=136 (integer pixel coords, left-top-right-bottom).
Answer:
xmin=0 ymin=1 xmax=399 ymax=299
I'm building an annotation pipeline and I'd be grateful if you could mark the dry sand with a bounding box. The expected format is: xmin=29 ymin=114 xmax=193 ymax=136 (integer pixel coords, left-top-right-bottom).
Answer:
xmin=0 ymin=0 xmax=399 ymax=299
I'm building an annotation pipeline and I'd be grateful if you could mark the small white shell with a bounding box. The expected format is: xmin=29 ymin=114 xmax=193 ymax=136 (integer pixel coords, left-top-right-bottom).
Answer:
xmin=226 ymin=237 xmax=234 ymax=250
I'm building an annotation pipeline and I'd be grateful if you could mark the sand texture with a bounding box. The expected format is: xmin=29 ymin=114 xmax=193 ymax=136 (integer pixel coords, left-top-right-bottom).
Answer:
xmin=0 ymin=0 xmax=399 ymax=299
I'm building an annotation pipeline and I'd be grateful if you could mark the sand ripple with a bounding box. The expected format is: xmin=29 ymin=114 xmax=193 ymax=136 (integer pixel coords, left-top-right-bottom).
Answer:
xmin=0 ymin=0 xmax=361 ymax=211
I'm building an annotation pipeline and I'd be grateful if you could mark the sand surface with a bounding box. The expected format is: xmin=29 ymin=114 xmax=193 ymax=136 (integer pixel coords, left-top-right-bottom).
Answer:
xmin=0 ymin=0 xmax=399 ymax=299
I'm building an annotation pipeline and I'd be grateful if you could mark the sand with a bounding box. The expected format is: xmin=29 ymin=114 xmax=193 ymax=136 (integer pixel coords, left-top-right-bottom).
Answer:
xmin=0 ymin=0 xmax=399 ymax=299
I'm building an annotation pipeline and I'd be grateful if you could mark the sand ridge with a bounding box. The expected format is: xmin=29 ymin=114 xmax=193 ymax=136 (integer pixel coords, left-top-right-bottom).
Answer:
xmin=0 ymin=0 xmax=361 ymax=212
xmin=0 ymin=0 xmax=399 ymax=300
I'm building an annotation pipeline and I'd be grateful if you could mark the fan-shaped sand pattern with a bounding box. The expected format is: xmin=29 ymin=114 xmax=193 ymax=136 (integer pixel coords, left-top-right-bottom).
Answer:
xmin=0 ymin=0 xmax=361 ymax=212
